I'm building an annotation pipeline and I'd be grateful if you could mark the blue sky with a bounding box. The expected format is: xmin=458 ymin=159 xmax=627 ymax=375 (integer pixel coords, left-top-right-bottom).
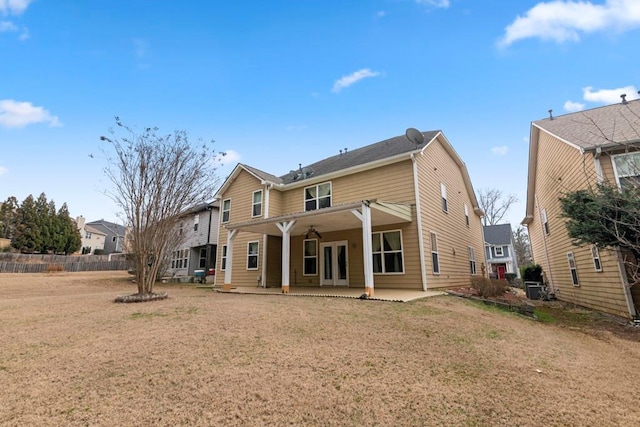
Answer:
xmin=1 ymin=0 xmax=639 ymax=228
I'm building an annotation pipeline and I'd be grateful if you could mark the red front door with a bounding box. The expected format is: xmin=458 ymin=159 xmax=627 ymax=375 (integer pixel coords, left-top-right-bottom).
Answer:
xmin=497 ymin=265 xmax=506 ymax=280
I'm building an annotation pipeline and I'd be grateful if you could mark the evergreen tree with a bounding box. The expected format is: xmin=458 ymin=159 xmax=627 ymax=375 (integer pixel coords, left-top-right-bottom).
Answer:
xmin=0 ymin=196 xmax=19 ymax=239
xmin=57 ymin=203 xmax=81 ymax=254
xmin=12 ymin=195 xmax=41 ymax=253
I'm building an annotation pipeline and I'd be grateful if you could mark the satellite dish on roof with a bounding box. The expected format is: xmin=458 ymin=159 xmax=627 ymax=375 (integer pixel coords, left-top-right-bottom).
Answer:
xmin=405 ymin=128 xmax=424 ymax=146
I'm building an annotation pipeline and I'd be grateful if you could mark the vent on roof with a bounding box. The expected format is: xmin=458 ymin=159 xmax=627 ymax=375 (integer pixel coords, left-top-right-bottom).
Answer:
xmin=548 ymin=109 xmax=554 ymax=120
xmin=621 ymin=94 xmax=628 ymax=105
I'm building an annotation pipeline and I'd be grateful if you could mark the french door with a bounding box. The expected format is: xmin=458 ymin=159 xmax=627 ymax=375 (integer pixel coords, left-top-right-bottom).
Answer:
xmin=320 ymin=241 xmax=348 ymax=286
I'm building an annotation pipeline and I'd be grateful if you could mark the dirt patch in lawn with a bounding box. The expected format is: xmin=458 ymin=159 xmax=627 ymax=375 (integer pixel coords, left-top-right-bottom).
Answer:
xmin=2 ymin=272 xmax=640 ymax=426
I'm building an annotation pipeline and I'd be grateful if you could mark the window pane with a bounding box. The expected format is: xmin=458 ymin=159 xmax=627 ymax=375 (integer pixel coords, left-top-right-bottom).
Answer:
xmin=304 ymin=240 xmax=316 ymax=257
xmin=318 ymin=183 xmax=331 ymax=197
xmin=430 ymin=233 xmax=438 ymax=251
xmin=318 ymin=196 xmax=331 ymax=209
xmin=222 ymin=211 xmax=229 ymax=222
xmin=383 ymin=231 xmax=401 ymax=251
xmin=304 ymin=258 xmax=317 ymax=275
xmin=248 ymin=242 xmax=258 ymax=255
xmin=384 ymin=252 xmax=403 ymax=273
xmin=614 ymin=153 xmax=640 ymax=177
xmin=432 ymin=253 xmax=440 ymax=273
xmin=373 ymin=254 xmax=382 ymax=273
xmin=253 ymin=191 xmax=262 ymax=203
xmin=305 ymin=187 xmax=316 ymax=200
xmin=247 ymin=255 xmax=258 ymax=269
xmin=305 ymin=199 xmax=317 ymax=211
xmin=253 ymin=204 xmax=261 ymax=216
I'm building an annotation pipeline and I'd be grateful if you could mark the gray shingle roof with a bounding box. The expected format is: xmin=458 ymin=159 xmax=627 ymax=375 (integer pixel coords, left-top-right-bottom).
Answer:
xmin=241 ymin=164 xmax=284 ymax=185
xmin=86 ymin=220 xmax=126 ymax=237
xmin=483 ymin=224 xmax=513 ymax=245
xmin=533 ymin=98 xmax=640 ymax=150
xmin=279 ymin=131 xmax=440 ymax=184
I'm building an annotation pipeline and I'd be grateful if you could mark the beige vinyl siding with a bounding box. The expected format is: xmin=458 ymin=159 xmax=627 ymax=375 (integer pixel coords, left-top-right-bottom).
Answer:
xmin=416 ymin=136 xmax=485 ymax=289
xmin=267 ymin=187 xmax=284 ymax=218
xmin=528 ymin=130 xmax=630 ymax=318
xmin=215 ymin=170 xmax=266 ymax=287
xmin=280 ymin=160 xmax=416 ymax=213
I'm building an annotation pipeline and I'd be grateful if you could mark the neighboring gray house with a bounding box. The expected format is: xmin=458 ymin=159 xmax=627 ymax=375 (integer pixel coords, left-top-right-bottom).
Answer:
xmin=85 ymin=219 xmax=126 ymax=255
xmin=484 ymin=223 xmax=519 ymax=280
xmin=167 ymin=201 xmax=220 ymax=278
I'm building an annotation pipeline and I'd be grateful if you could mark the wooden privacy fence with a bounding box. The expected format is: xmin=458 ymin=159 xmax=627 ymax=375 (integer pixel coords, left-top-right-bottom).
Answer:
xmin=0 ymin=253 xmax=130 ymax=273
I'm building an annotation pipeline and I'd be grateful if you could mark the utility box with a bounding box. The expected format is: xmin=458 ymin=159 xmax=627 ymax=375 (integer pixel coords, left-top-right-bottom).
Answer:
xmin=525 ymin=281 xmax=542 ymax=300
xmin=194 ymin=269 xmax=206 ymax=284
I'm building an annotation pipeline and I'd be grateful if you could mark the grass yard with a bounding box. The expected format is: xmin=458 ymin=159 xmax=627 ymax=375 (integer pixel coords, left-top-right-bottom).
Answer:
xmin=1 ymin=271 xmax=639 ymax=426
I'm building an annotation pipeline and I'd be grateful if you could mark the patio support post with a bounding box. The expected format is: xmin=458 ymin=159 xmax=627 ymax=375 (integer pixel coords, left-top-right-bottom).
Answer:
xmin=276 ymin=220 xmax=296 ymax=293
xmin=352 ymin=202 xmax=374 ymax=297
xmin=223 ymin=229 xmax=238 ymax=290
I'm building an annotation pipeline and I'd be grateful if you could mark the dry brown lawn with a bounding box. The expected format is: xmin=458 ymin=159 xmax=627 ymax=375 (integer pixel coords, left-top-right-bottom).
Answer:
xmin=1 ymin=271 xmax=639 ymax=426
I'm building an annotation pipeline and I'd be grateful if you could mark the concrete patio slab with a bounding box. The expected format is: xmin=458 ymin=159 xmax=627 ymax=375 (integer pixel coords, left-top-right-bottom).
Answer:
xmin=213 ymin=286 xmax=445 ymax=302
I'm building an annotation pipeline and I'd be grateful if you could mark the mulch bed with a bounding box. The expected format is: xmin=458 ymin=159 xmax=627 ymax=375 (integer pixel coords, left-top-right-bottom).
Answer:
xmin=447 ymin=286 xmax=536 ymax=317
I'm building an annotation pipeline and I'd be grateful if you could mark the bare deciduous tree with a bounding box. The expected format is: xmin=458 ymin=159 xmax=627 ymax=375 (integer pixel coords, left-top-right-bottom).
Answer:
xmin=512 ymin=225 xmax=532 ymax=267
xmin=101 ymin=117 xmax=222 ymax=302
xmin=477 ymin=188 xmax=518 ymax=226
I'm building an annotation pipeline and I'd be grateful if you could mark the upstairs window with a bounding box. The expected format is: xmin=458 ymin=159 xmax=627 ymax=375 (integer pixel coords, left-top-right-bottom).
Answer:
xmin=464 ymin=203 xmax=469 ymax=227
xmin=305 ymin=182 xmax=331 ymax=211
xmin=541 ymin=208 xmax=550 ymax=235
xmin=252 ymin=190 xmax=263 ymax=217
xmin=495 ymin=246 xmax=504 ymax=257
xmin=222 ymin=199 xmax=231 ymax=223
xmin=613 ymin=152 xmax=640 ymax=191
xmin=591 ymin=246 xmax=602 ymax=272
xmin=441 ymin=183 xmax=448 ymax=213
xmin=194 ymin=214 xmax=199 ymax=231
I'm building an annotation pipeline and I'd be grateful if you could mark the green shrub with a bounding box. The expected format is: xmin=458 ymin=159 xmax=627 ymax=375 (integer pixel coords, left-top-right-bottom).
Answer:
xmin=470 ymin=276 xmax=508 ymax=298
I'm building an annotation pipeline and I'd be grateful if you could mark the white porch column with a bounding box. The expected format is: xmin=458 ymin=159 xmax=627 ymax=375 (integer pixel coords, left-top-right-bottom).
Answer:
xmin=352 ymin=202 xmax=374 ymax=297
xmin=223 ymin=229 xmax=238 ymax=290
xmin=276 ymin=220 xmax=296 ymax=293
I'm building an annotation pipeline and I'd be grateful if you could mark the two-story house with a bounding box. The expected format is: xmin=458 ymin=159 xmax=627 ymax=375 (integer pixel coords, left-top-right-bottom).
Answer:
xmin=483 ymin=224 xmax=519 ymax=280
xmin=76 ymin=216 xmax=106 ymax=255
xmin=167 ymin=201 xmax=220 ymax=278
xmin=214 ymin=130 xmax=486 ymax=296
xmin=522 ymin=97 xmax=640 ymax=319
xmin=85 ymin=219 xmax=126 ymax=255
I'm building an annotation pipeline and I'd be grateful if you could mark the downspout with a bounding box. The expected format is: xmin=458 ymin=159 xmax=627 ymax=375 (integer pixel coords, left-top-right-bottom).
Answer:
xmin=535 ymin=194 xmax=555 ymax=290
xmin=594 ymin=149 xmax=637 ymax=318
xmin=411 ymin=154 xmax=428 ymax=291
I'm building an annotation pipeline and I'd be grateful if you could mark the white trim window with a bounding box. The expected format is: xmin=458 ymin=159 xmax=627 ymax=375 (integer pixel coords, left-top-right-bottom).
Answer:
xmin=567 ymin=252 xmax=579 ymax=286
xmin=220 ymin=245 xmax=227 ymax=271
xmin=541 ymin=208 xmax=550 ymax=235
xmin=430 ymin=232 xmax=440 ymax=274
xmin=494 ymin=246 xmax=504 ymax=257
xmin=247 ymin=241 xmax=259 ymax=270
xmin=303 ymin=239 xmax=318 ymax=276
xmin=252 ymin=190 xmax=263 ymax=217
xmin=440 ymin=183 xmax=448 ymax=213
xmin=304 ymin=182 xmax=332 ymax=211
xmin=194 ymin=214 xmax=199 ymax=231
xmin=591 ymin=245 xmax=602 ymax=272
xmin=172 ymin=249 xmax=189 ymax=269
xmin=199 ymin=248 xmax=207 ymax=269
xmin=469 ymin=246 xmax=476 ymax=275
xmin=372 ymin=230 xmax=404 ymax=274
xmin=222 ymin=199 xmax=231 ymax=223
xmin=464 ymin=203 xmax=469 ymax=227
xmin=612 ymin=152 xmax=640 ymax=191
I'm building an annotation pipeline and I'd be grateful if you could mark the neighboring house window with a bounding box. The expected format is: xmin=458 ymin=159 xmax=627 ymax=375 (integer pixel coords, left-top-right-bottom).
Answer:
xmin=541 ymin=208 xmax=550 ymax=235
xmin=430 ymin=232 xmax=440 ymax=274
xmin=194 ymin=214 xmax=199 ymax=231
xmin=304 ymin=182 xmax=331 ymax=211
xmin=612 ymin=152 xmax=640 ymax=191
xmin=441 ymin=183 xmax=448 ymax=213
xmin=247 ymin=241 xmax=259 ymax=270
xmin=199 ymin=248 xmax=207 ymax=269
xmin=85 ymin=232 xmax=92 ymax=239
xmin=469 ymin=247 xmax=476 ymax=275
xmin=567 ymin=252 xmax=579 ymax=286
xmin=222 ymin=199 xmax=231 ymax=223
xmin=252 ymin=190 xmax=263 ymax=217
xmin=495 ymin=246 xmax=504 ymax=257
xmin=179 ymin=222 xmax=184 ymax=236
xmin=372 ymin=230 xmax=404 ymax=274
xmin=112 ymin=236 xmax=116 ymax=242
xmin=303 ymin=239 xmax=317 ymax=275
xmin=172 ymin=249 xmax=189 ymax=269
xmin=464 ymin=203 xmax=469 ymax=227
xmin=220 ymin=245 xmax=227 ymax=271
xmin=591 ymin=246 xmax=602 ymax=272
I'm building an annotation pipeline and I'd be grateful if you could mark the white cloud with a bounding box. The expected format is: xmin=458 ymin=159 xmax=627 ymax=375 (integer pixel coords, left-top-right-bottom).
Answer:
xmin=0 ymin=0 xmax=33 ymax=15
xmin=0 ymin=99 xmax=61 ymax=128
xmin=491 ymin=146 xmax=509 ymax=156
xmin=582 ymin=85 xmax=639 ymax=104
xmin=0 ymin=166 xmax=7 ymax=176
xmin=377 ymin=10 xmax=386 ymax=17
xmin=332 ymin=68 xmax=381 ymax=93
xmin=415 ymin=0 xmax=450 ymax=8
xmin=499 ymin=0 xmax=640 ymax=47
xmin=215 ymin=149 xmax=241 ymax=166
xmin=0 ymin=20 xmax=16 ymax=31
xmin=564 ymin=100 xmax=585 ymax=112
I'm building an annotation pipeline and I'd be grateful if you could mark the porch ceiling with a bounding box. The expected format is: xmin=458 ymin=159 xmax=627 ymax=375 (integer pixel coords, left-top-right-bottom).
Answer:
xmin=225 ymin=200 xmax=412 ymax=237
